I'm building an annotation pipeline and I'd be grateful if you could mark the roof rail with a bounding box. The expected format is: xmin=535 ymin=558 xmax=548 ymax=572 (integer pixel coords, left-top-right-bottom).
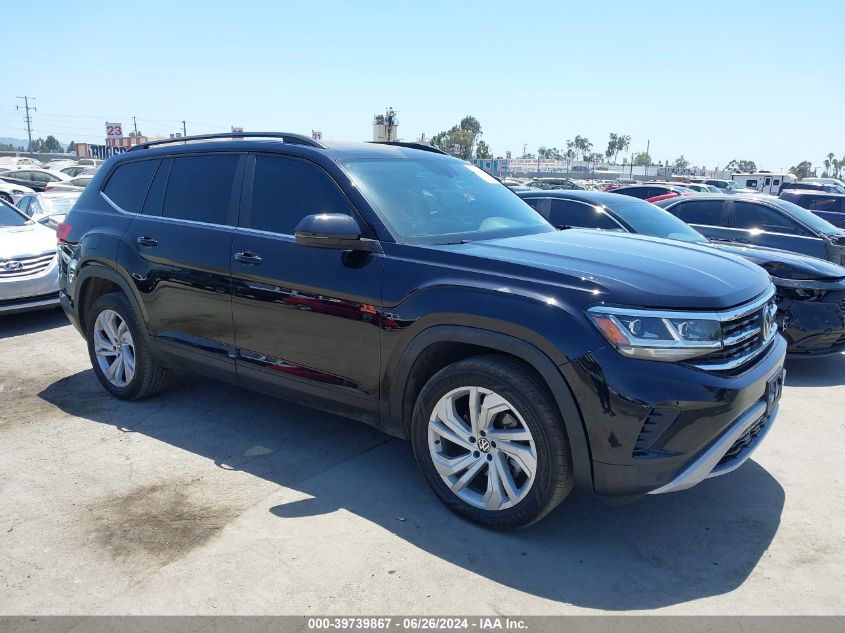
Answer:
xmin=128 ymin=132 xmax=327 ymax=151
xmin=369 ymin=141 xmax=448 ymax=155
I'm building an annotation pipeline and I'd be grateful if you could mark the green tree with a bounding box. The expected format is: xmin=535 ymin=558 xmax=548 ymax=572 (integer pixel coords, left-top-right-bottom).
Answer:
xmin=674 ymin=155 xmax=690 ymax=169
xmin=724 ymin=159 xmax=757 ymax=173
xmin=475 ymin=140 xmax=492 ymax=159
xmin=67 ymin=141 xmax=76 ymax=153
xmin=605 ymin=133 xmax=630 ymax=163
xmin=633 ymin=152 xmax=651 ymax=166
xmin=44 ymin=135 xmax=62 ymax=153
xmin=538 ymin=146 xmax=561 ymax=160
xmin=430 ymin=115 xmax=485 ymax=160
xmin=789 ymin=161 xmax=814 ymax=180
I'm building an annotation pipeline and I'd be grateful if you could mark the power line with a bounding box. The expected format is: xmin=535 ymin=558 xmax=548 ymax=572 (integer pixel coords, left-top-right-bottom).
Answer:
xmin=15 ymin=96 xmax=36 ymax=150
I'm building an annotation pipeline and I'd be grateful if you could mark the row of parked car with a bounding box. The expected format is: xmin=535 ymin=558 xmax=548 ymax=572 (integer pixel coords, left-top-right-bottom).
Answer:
xmin=0 ymin=157 xmax=96 ymax=312
xmin=1 ymin=134 xmax=841 ymax=528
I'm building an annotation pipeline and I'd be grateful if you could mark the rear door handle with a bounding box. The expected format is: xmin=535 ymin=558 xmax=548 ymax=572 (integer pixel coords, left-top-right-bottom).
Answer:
xmin=136 ymin=236 xmax=158 ymax=247
xmin=234 ymin=251 xmax=262 ymax=265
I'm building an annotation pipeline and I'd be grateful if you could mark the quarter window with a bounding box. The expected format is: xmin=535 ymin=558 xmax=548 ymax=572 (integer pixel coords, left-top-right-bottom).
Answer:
xmin=162 ymin=155 xmax=240 ymax=225
xmin=248 ymin=155 xmax=353 ymax=234
xmin=103 ymin=160 xmax=158 ymax=213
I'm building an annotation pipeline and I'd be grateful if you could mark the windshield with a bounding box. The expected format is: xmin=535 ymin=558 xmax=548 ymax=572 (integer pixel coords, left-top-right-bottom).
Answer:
xmin=773 ymin=198 xmax=842 ymax=235
xmin=0 ymin=200 xmax=30 ymax=227
xmin=41 ymin=196 xmax=78 ymax=215
xmin=341 ymin=159 xmax=554 ymax=243
xmin=603 ymin=198 xmax=707 ymax=243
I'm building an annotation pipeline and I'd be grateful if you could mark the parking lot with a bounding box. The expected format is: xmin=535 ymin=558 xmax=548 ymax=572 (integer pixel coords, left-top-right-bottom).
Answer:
xmin=0 ymin=309 xmax=842 ymax=615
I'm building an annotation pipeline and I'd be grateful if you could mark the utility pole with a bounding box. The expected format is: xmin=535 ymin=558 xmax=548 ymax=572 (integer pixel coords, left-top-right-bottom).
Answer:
xmin=16 ymin=96 xmax=36 ymax=151
xmin=522 ymin=143 xmax=527 ymax=158
xmin=182 ymin=121 xmax=187 ymax=137
xmin=644 ymin=139 xmax=650 ymax=178
xmin=132 ymin=116 xmax=139 ymax=135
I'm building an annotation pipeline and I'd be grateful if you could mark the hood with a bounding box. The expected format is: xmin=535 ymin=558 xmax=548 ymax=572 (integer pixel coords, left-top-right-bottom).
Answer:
xmin=709 ymin=242 xmax=845 ymax=280
xmin=0 ymin=222 xmax=57 ymax=258
xmin=435 ymin=229 xmax=772 ymax=310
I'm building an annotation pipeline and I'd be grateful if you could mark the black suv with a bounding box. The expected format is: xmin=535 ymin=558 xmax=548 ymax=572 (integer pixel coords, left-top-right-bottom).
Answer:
xmin=57 ymin=133 xmax=786 ymax=528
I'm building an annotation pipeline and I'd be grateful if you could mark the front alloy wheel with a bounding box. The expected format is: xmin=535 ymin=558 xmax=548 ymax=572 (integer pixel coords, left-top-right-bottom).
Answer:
xmin=428 ymin=386 xmax=538 ymax=511
xmin=93 ymin=308 xmax=136 ymax=387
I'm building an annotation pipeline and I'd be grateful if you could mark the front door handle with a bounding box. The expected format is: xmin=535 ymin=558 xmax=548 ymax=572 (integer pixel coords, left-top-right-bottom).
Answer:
xmin=137 ymin=236 xmax=158 ymax=247
xmin=234 ymin=251 xmax=262 ymax=265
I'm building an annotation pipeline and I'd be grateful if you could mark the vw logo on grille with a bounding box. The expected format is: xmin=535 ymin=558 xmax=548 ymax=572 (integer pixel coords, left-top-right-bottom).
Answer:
xmin=762 ymin=304 xmax=776 ymax=340
xmin=2 ymin=261 xmax=23 ymax=271
xmin=477 ymin=437 xmax=492 ymax=453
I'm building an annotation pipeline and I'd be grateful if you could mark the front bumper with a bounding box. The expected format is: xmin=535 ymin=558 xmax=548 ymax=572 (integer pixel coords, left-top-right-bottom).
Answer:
xmin=560 ymin=333 xmax=787 ymax=496
xmin=0 ymin=255 xmax=60 ymax=314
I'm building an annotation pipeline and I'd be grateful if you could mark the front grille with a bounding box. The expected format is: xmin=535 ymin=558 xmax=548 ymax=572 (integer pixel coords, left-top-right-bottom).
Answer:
xmin=717 ymin=413 xmax=767 ymax=468
xmin=692 ymin=292 xmax=777 ymax=373
xmin=0 ymin=253 xmax=55 ymax=279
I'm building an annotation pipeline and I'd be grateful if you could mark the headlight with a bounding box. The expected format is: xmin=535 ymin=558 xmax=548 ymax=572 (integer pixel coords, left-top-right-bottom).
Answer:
xmin=588 ymin=306 xmax=722 ymax=361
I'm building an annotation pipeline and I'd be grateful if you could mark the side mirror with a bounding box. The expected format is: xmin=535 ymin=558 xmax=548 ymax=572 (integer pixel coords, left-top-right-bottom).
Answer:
xmin=294 ymin=213 xmax=376 ymax=251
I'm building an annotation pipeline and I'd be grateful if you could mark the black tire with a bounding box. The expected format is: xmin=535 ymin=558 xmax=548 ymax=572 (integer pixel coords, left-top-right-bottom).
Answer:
xmin=86 ymin=292 xmax=171 ymax=399
xmin=411 ymin=354 xmax=574 ymax=529
xmin=0 ymin=192 xmax=13 ymax=204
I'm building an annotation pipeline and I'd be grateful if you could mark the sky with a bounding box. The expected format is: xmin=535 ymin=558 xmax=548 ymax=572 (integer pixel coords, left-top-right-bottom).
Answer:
xmin=1 ymin=0 xmax=843 ymax=171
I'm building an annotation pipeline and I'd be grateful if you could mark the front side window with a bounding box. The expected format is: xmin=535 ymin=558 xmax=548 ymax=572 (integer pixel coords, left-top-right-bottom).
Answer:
xmin=162 ymin=155 xmax=240 ymax=224
xmin=103 ymin=159 xmax=158 ymax=213
xmin=548 ymin=199 xmax=620 ymax=230
xmin=340 ymin=159 xmax=552 ymax=243
xmin=733 ymin=202 xmax=801 ymax=234
xmin=248 ymin=155 xmax=353 ymax=234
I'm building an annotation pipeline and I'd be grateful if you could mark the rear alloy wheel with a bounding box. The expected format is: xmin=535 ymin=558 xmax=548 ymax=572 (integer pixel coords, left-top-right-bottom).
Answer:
xmin=86 ymin=292 xmax=171 ymax=399
xmin=428 ymin=386 xmax=537 ymax=511
xmin=93 ymin=309 xmax=136 ymax=387
xmin=412 ymin=354 xmax=574 ymax=529
xmin=0 ymin=192 xmax=12 ymax=204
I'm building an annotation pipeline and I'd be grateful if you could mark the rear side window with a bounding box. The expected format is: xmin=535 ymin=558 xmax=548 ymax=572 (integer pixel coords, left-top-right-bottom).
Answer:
xmin=248 ymin=155 xmax=353 ymax=234
xmin=162 ymin=155 xmax=240 ymax=224
xmin=669 ymin=200 xmax=725 ymax=225
xmin=619 ymin=187 xmax=652 ymax=199
xmin=807 ymin=197 xmax=843 ymax=213
xmin=103 ymin=160 xmax=158 ymax=213
xmin=549 ymin=199 xmax=620 ymax=229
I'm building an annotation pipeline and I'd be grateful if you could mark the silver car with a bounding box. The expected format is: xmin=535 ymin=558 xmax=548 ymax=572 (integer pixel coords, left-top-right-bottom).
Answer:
xmin=0 ymin=199 xmax=60 ymax=314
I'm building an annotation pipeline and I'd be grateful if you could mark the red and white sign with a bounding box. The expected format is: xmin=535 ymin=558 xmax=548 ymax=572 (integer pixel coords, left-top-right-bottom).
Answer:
xmin=105 ymin=122 xmax=123 ymax=138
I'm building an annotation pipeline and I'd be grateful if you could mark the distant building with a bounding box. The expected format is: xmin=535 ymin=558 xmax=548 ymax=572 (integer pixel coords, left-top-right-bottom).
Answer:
xmin=373 ymin=107 xmax=398 ymax=142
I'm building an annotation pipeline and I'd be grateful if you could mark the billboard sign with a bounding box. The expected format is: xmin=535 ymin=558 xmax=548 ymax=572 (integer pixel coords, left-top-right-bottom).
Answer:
xmin=105 ymin=122 xmax=123 ymax=138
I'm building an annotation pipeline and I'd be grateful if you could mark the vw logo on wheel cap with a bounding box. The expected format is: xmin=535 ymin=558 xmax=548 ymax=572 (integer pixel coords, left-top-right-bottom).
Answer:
xmin=477 ymin=437 xmax=492 ymax=453
xmin=2 ymin=261 xmax=23 ymax=271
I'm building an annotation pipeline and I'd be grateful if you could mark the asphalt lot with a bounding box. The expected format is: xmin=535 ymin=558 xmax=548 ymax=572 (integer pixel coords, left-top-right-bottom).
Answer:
xmin=1 ymin=309 xmax=844 ymax=615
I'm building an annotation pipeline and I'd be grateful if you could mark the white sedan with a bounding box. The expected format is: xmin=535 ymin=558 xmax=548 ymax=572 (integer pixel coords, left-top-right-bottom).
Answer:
xmin=0 ymin=199 xmax=60 ymax=314
xmin=0 ymin=180 xmax=35 ymax=205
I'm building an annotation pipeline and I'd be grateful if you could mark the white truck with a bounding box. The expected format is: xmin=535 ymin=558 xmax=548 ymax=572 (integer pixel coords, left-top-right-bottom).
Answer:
xmin=731 ymin=172 xmax=796 ymax=195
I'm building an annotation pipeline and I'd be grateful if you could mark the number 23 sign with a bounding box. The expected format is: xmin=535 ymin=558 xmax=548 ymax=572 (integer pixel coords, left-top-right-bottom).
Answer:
xmin=105 ymin=122 xmax=123 ymax=138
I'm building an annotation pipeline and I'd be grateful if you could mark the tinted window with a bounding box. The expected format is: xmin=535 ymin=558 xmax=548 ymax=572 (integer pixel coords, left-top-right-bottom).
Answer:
xmin=807 ymin=198 xmax=843 ymax=213
xmin=142 ymin=159 xmax=171 ymax=215
xmin=548 ymin=199 xmax=620 ymax=229
xmin=249 ymin=155 xmax=353 ymax=234
xmin=522 ymin=197 xmax=550 ymax=217
xmin=162 ymin=155 xmax=239 ymax=224
xmin=618 ymin=187 xmax=652 ymax=199
xmin=734 ymin=202 xmax=801 ymax=234
xmin=103 ymin=160 xmax=158 ymax=213
xmin=669 ymin=200 xmax=725 ymax=225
